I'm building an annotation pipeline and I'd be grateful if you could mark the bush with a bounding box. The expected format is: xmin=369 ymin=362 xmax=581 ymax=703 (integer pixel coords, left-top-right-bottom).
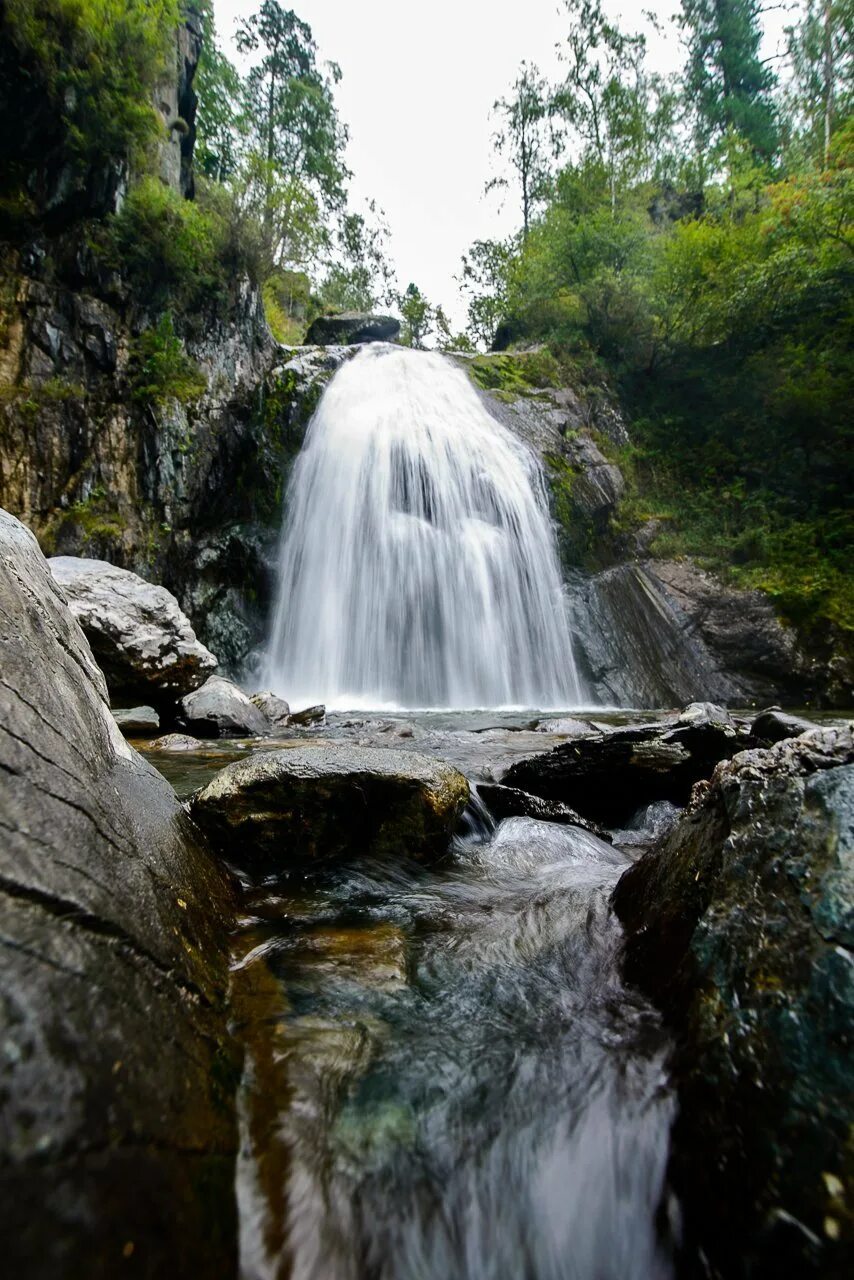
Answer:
xmin=128 ymin=315 xmax=206 ymax=405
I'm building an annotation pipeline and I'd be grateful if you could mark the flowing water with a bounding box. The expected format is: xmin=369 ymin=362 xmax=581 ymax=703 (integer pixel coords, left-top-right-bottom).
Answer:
xmin=264 ymin=345 xmax=580 ymax=710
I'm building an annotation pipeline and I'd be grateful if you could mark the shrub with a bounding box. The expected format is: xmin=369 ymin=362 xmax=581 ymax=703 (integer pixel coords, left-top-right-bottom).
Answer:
xmin=128 ymin=314 xmax=206 ymax=405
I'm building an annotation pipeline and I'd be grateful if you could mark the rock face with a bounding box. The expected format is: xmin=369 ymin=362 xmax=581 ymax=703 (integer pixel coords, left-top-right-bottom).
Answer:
xmin=49 ymin=556 xmax=217 ymax=702
xmin=502 ymin=706 xmax=743 ymax=824
xmin=180 ymin=675 xmax=269 ymax=738
xmin=304 ymin=312 xmax=400 ymax=345
xmin=613 ymin=725 xmax=854 ymax=1279
xmin=191 ymin=745 xmax=470 ymax=867
xmin=0 ymin=509 xmax=237 ymax=1277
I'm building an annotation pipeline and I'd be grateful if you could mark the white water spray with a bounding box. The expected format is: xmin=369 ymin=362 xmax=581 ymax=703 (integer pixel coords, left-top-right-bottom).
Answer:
xmin=264 ymin=344 xmax=581 ymax=709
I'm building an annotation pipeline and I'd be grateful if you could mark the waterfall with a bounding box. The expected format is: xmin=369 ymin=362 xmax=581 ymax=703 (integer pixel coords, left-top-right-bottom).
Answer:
xmin=264 ymin=344 xmax=581 ymax=709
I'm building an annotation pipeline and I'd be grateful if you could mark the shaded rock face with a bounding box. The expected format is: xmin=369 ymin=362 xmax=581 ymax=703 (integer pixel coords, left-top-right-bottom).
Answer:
xmin=0 ymin=509 xmax=237 ymax=1278
xmin=304 ymin=312 xmax=400 ymax=345
xmin=502 ymin=706 xmax=743 ymax=825
xmin=180 ymin=675 xmax=269 ymax=738
xmin=49 ymin=555 xmax=217 ymax=702
xmin=613 ymin=725 xmax=854 ymax=1279
xmin=191 ymin=745 xmax=470 ymax=868
xmin=572 ymin=559 xmax=841 ymax=708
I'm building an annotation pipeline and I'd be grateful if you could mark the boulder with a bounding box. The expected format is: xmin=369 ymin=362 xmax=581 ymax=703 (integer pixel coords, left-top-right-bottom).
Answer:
xmin=250 ymin=690 xmax=291 ymax=729
xmin=613 ymin=725 xmax=854 ymax=1278
xmin=180 ymin=675 xmax=270 ymax=738
xmin=191 ymin=745 xmax=470 ymax=868
xmin=288 ymin=703 xmax=326 ymax=726
xmin=0 ymin=510 xmax=237 ymax=1277
xmin=477 ymin=783 xmax=612 ymax=842
xmin=48 ymin=556 xmax=217 ymax=702
xmin=112 ymin=705 xmax=159 ymax=736
xmin=750 ymin=705 xmax=820 ymax=743
xmin=304 ymin=312 xmax=400 ymax=345
xmin=501 ymin=705 xmax=744 ymax=824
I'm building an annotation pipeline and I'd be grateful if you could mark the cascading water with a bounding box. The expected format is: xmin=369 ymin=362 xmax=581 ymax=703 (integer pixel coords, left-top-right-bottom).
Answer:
xmin=264 ymin=344 xmax=581 ymax=709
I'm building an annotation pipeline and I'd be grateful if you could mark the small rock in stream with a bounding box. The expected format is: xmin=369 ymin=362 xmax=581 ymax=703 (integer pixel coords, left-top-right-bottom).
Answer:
xmin=250 ymin=689 xmax=291 ymax=728
xmin=477 ymin=783 xmax=612 ymax=841
xmin=180 ymin=675 xmax=270 ymax=738
xmin=288 ymin=703 xmax=326 ymax=727
xmin=750 ymin=705 xmax=820 ymax=743
xmin=112 ymin=705 xmax=160 ymax=736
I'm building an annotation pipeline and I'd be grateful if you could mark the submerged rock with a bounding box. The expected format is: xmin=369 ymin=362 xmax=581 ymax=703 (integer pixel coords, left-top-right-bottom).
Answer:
xmin=0 ymin=510 xmax=237 ymax=1277
xmin=250 ymin=689 xmax=291 ymax=728
xmin=304 ymin=312 xmax=400 ymax=345
xmin=191 ymin=745 xmax=470 ymax=867
xmin=502 ymin=705 xmax=743 ymax=824
xmin=477 ymin=783 xmax=612 ymax=841
xmin=49 ymin=555 xmax=217 ymax=701
xmin=613 ymin=725 xmax=854 ymax=1277
xmin=150 ymin=732 xmax=205 ymax=751
xmin=180 ymin=675 xmax=269 ymax=738
xmin=112 ymin=704 xmax=159 ymax=736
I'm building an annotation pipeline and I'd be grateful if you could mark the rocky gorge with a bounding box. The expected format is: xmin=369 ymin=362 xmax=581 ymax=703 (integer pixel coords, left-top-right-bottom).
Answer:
xmin=0 ymin=6 xmax=852 ymax=1280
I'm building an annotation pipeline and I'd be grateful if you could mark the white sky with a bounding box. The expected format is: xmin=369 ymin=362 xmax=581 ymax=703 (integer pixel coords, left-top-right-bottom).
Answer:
xmin=214 ymin=0 xmax=791 ymax=328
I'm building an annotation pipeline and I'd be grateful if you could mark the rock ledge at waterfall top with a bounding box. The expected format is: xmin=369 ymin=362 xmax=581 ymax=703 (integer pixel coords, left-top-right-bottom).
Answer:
xmin=304 ymin=312 xmax=401 ymax=345
xmin=191 ymin=745 xmax=470 ymax=867
xmin=49 ymin=555 xmax=217 ymax=701
xmin=613 ymin=724 xmax=854 ymax=1278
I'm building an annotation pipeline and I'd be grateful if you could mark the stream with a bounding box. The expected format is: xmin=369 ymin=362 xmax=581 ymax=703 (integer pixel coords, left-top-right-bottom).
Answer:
xmin=145 ymin=712 xmax=679 ymax=1280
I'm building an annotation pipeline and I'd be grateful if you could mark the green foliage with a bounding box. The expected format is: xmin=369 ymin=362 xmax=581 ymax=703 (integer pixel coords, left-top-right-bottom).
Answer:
xmin=398 ymin=283 xmax=434 ymax=349
xmin=262 ymin=270 xmax=310 ymax=343
xmin=467 ymin=348 xmax=562 ymax=394
xmin=195 ymin=15 xmax=244 ymax=183
xmin=3 ymin=0 xmax=178 ymax=166
xmin=128 ymin=315 xmax=206 ymax=405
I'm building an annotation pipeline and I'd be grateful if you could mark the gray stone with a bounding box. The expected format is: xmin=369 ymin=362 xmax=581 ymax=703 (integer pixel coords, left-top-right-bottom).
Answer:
xmin=502 ymin=705 xmax=745 ymax=824
xmin=112 ymin=705 xmax=159 ymax=736
xmin=191 ymin=745 xmax=470 ymax=868
xmin=250 ymin=690 xmax=291 ymax=728
xmin=0 ymin=508 xmax=237 ymax=1277
xmin=288 ymin=703 xmax=326 ymax=726
xmin=48 ymin=556 xmax=217 ymax=702
xmin=613 ymin=725 xmax=854 ymax=1278
xmin=150 ymin=732 xmax=204 ymax=751
xmin=304 ymin=312 xmax=400 ymax=345
xmin=179 ymin=675 xmax=269 ymax=738
xmin=750 ymin=706 xmax=820 ymax=743
xmin=477 ymin=783 xmax=612 ymax=841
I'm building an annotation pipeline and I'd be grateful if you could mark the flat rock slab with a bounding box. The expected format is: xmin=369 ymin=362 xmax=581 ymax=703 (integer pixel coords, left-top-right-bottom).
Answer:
xmin=49 ymin=555 xmax=216 ymax=701
xmin=191 ymin=745 xmax=470 ymax=868
xmin=502 ymin=707 xmax=744 ymax=824
xmin=112 ymin=705 xmax=160 ymax=735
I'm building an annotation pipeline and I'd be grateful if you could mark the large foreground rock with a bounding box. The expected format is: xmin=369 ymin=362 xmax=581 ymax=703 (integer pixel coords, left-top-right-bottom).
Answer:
xmin=613 ymin=725 xmax=854 ymax=1278
xmin=304 ymin=311 xmax=400 ymax=345
xmin=191 ymin=746 xmax=470 ymax=867
xmin=49 ymin=555 xmax=217 ymax=702
xmin=1 ymin=511 xmax=237 ymax=1277
xmin=502 ymin=705 xmax=743 ymax=824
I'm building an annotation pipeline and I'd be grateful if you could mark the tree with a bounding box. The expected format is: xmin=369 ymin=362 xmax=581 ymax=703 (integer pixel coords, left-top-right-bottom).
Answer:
xmin=236 ymin=1 xmax=349 ymax=217
xmin=195 ymin=17 xmax=243 ymax=183
xmin=320 ymin=201 xmax=397 ymax=311
xmin=680 ymin=0 xmax=779 ymax=167
xmin=786 ymin=0 xmax=854 ymax=165
xmin=434 ymin=306 xmax=476 ymax=352
xmin=488 ymin=62 xmax=554 ymax=236
xmin=398 ymin=283 xmax=434 ymax=349
xmin=459 ymin=238 xmax=515 ymax=349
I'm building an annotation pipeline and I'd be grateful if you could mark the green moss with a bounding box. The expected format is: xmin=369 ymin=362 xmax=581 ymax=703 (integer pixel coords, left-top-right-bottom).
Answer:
xmin=467 ymin=348 xmax=562 ymax=395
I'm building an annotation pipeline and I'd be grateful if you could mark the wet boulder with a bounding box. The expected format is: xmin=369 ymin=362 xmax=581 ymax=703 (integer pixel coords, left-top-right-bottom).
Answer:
xmin=250 ymin=690 xmax=291 ymax=729
xmin=750 ymin=705 xmax=820 ymax=743
xmin=502 ymin=704 xmax=744 ymax=824
xmin=289 ymin=703 xmax=327 ymax=726
xmin=477 ymin=783 xmax=612 ymax=842
xmin=180 ymin=675 xmax=270 ymax=738
xmin=191 ymin=745 xmax=470 ymax=867
xmin=0 ymin=510 xmax=237 ymax=1277
xmin=48 ymin=555 xmax=217 ymax=702
xmin=304 ymin=311 xmax=400 ymax=345
xmin=613 ymin=725 xmax=854 ymax=1278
